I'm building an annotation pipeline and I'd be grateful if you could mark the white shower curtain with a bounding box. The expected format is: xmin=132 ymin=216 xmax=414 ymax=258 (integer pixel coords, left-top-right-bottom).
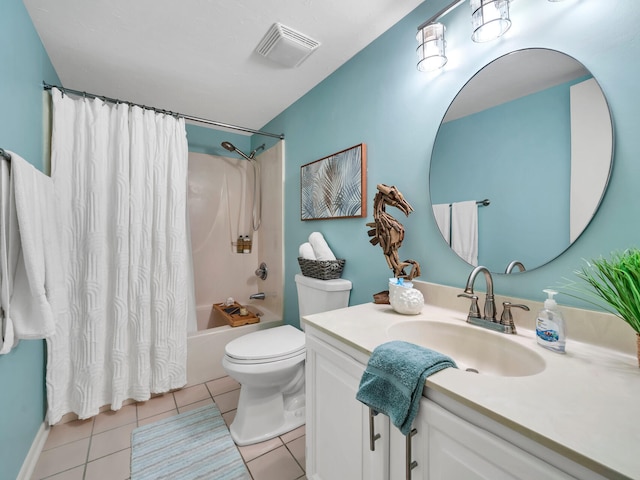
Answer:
xmin=46 ymin=88 xmax=195 ymax=424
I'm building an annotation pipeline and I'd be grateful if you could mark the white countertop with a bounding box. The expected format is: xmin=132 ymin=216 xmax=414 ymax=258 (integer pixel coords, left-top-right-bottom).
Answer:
xmin=303 ymin=301 xmax=640 ymax=480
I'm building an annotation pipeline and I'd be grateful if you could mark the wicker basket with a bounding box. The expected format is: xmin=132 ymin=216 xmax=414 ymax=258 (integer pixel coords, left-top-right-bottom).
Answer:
xmin=298 ymin=257 xmax=345 ymax=280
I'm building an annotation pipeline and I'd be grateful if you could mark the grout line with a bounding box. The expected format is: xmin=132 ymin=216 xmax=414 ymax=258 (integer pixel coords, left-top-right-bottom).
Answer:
xmin=284 ymin=440 xmax=305 ymax=474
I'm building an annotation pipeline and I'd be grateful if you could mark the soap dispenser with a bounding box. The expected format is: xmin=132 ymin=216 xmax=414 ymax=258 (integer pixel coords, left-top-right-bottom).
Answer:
xmin=536 ymin=289 xmax=566 ymax=353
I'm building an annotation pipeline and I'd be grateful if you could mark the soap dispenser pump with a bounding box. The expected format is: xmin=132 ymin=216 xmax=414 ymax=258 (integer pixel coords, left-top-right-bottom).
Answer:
xmin=536 ymin=289 xmax=566 ymax=353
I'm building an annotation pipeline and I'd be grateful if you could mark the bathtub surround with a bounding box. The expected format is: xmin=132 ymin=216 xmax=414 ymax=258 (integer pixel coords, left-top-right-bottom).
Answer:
xmin=188 ymin=141 xmax=284 ymax=329
xmin=46 ymin=88 xmax=195 ymax=424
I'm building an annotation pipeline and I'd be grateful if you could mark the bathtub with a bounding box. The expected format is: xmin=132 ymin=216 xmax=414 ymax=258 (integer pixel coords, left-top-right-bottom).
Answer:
xmin=186 ymin=303 xmax=283 ymax=385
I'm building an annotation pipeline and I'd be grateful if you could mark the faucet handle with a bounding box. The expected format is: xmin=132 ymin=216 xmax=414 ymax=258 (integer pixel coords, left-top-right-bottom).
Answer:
xmin=499 ymin=302 xmax=530 ymax=334
xmin=457 ymin=293 xmax=481 ymax=320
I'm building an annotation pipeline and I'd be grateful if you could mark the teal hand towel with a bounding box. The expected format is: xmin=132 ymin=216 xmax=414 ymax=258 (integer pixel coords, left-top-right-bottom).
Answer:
xmin=356 ymin=340 xmax=457 ymax=436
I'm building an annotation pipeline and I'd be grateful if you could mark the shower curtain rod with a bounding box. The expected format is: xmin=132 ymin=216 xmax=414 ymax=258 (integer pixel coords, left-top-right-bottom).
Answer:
xmin=42 ymin=82 xmax=285 ymax=140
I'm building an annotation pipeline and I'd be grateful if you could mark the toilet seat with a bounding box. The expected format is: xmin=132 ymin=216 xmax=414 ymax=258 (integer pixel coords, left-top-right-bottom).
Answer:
xmin=224 ymin=325 xmax=305 ymax=364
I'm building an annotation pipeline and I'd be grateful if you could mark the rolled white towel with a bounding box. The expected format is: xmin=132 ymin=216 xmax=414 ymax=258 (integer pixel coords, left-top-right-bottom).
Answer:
xmin=299 ymin=242 xmax=316 ymax=260
xmin=309 ymin=232 xmax=337 ymax=261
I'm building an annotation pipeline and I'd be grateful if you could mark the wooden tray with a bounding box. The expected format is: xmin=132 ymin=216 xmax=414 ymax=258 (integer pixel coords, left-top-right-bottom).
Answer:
xmin=213 ymin=302 xmax=260 ymax=327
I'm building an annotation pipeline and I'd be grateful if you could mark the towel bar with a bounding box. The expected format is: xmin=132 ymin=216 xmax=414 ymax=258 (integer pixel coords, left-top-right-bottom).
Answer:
xmin=368 ymin=407 xmax=381 ymax=451
xmin=406 ymin=427 xmax=418 ymax=479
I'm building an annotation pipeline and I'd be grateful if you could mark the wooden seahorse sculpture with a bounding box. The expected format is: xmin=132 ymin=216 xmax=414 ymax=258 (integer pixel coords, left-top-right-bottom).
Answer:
xmin=366 ymin=184 xmax=421 ymax=280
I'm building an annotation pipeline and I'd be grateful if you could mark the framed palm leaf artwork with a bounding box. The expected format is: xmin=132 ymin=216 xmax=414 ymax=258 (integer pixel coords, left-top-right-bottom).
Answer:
xmin=301 ymin=144 xmax=367 ymax=220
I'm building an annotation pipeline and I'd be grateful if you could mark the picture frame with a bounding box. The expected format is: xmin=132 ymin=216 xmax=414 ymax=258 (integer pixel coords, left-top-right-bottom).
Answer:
xmin=300 ymin=143 xmax=367 ymax=220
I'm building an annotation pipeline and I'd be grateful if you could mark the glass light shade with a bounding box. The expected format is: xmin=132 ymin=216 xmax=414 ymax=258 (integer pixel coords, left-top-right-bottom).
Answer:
xmin=416 ymin=23 xmax=447 ymax=72
xmin=470 ymin=0 xmax=511 ymax=43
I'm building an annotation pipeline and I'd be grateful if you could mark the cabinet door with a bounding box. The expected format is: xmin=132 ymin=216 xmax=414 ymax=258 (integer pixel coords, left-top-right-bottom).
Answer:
xmin=306 ymin=332 xmax=389 ymax=480
xmin=420 ymin=399 xmax=575 ymax=480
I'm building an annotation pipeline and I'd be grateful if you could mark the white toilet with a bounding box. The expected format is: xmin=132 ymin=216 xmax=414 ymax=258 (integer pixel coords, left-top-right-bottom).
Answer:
xmin=222 ymin=273 xmax=352 ymax=446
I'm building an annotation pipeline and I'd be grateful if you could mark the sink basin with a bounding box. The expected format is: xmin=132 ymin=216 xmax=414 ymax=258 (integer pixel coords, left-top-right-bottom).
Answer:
xmin=386 ymin=320 xmax=546 ymax=377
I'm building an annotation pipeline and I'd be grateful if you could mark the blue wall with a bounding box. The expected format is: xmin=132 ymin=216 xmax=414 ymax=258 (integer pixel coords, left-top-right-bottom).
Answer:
xmin=0 ymin=0 xmax=60 ymax=478
xmin=261 ymin=0 xmax=640 ymax=328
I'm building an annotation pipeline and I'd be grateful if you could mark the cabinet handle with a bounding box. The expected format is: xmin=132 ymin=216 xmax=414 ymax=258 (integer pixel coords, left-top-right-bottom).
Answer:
xmin=406 ymin=428 xmax=418 ymax=480
xmin=368 ymin=408 xmax=381 ymax=451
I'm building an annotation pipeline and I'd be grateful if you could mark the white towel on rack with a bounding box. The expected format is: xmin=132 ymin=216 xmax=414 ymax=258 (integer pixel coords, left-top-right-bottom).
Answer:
xmin=451 ymin=201 xmax=478 ymax=266
xmin=0 ymin=158 xmax=17 ymax=353
xmin=2 ymin=151 xmax=64 ymax=343
xmin=432 ymin=203 xmax=451 ymax=245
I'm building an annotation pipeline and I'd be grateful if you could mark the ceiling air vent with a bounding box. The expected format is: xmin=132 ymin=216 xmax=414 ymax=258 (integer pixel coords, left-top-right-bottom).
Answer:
xmin=255 ymin=23 xmax=320 ymax=68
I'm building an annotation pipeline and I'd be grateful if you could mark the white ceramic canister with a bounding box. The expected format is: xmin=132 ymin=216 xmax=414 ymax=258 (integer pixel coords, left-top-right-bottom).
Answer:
xmin=388 ymin=278 xmax=424 ymax=315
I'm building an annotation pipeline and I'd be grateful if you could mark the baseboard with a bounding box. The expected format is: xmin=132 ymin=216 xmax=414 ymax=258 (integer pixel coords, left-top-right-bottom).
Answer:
xmin=17 ymin=421 xmax=50 ymax=480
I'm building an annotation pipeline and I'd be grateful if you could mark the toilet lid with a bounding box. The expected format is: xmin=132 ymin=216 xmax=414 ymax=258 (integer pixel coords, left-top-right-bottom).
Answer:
xmin=225 ymin=325 xmax=305 ymax=361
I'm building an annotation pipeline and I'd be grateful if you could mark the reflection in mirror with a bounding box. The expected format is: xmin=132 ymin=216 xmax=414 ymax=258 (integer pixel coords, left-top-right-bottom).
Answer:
xmin=429 ymin=49 xmax=613 ymax=274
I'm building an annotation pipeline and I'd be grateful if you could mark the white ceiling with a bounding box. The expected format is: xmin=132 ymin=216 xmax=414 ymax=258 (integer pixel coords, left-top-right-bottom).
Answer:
xmin=23 ymin=0 xmax=425 ymax=134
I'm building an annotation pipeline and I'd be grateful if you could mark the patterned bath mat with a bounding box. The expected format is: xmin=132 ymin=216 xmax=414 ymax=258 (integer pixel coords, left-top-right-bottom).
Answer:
xmin=131 ymin=403 xmax=250 ymax=479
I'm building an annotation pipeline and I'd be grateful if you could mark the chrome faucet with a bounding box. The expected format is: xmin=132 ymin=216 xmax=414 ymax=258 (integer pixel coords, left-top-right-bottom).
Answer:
xmin=249 ymin=292 xmax=265 ymax=300
xmin=457 ymin=266 xmax=528 ymax=335
xmin=504 ymin=260 xmax=526 ymax=274
xmin=460 ymin=266 xmax=496 ymax=322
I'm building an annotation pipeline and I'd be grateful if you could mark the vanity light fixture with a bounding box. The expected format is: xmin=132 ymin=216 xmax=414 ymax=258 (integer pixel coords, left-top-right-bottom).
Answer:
xmin=416 ymin=0 xmax=514 ymax=72
xmin=416 ymin=23 xmax=447 ymax=72
xmin=415 ymin=0 xmax=466 ymax=72
xmin=470 ymin=0 xmax=512 ymax=43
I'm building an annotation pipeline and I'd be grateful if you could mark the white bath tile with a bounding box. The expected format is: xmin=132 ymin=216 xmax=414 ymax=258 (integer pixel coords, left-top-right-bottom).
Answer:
xmin=88 ymin=422 xmax=136 ymax=461
xmin=177 ymin=397 xmax=213 ymax=413
xmin=280 ymin=425 xmax=305 ymax=444
xmin=286 ymin=436 xmax=306 ymax=470
xmin=137 ymin=408 xmax=179 ymax=427
xmin=214 ymin=388 xmax=241 ymax=413
xmin=84 ymin=448 xmax=130 ymax=480
xmin=32 ymin=437 xmax=90 ymax=479
xmin=247 ymin=445 xmax=304 ymax=480
xmin=206 ymin=375 xmax=241 ymax=396
xmin=92 ymin=404 xmax=137 ymax=434
xmin=45 ymin=465 xmax=85 ymax=480
xmin=174 ymin=383 xmax=211 ymax=407
xmin=136 ymin=392 xmax=176 ymax=419
xmin=44 ymin=418 xmax=94 ymax=450
xmin=222 ymin=409 xmax=237 ymax=427
xmin=238 ymin=436 xmax=283 ymax=462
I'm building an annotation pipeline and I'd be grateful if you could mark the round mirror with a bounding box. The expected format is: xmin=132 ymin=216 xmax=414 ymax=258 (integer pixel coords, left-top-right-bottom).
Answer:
xmin=429 ymin=48 xmax=613 ymax=274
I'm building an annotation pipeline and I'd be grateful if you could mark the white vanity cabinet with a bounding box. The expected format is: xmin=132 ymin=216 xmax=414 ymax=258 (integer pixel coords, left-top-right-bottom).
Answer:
xmin=390 ymin=398 xmax=579 ymax=480
xmin=305 ymin=328 xmax=389 ymax=480
xmin=306 ymin=324 xmax=607 ymax=480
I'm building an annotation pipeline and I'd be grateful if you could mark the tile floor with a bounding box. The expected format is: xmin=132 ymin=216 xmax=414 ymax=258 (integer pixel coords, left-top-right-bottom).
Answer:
xmin=32 ymin=376 xmax=306 ymax=480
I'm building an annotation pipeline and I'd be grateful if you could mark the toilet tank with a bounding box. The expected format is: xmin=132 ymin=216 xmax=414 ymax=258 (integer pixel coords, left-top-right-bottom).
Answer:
xmin=294 ymin=274 xmax=352 ymax=318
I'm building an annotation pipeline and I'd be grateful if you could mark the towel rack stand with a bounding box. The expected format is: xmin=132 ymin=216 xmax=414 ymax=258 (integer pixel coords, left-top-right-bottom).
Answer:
xmin=0 ymin=148 xmax=11 ymax=161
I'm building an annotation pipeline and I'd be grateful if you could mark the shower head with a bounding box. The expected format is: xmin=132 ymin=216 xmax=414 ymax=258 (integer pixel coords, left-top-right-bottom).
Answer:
xmin=221 ymin=141 xmax=256 ymax=162
xmin=221 ymin=141 xmax=236 ymax=152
